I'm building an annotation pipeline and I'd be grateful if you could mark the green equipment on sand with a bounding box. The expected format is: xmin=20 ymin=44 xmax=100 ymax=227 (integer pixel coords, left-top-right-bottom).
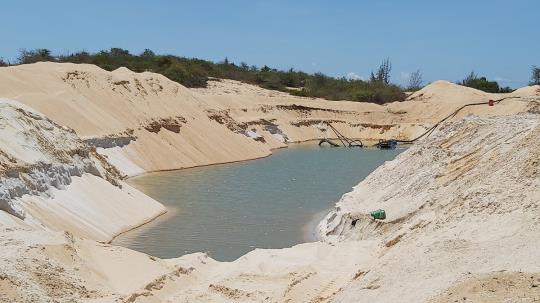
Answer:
xmin=370 ymin=209 xmax=386 ymax=220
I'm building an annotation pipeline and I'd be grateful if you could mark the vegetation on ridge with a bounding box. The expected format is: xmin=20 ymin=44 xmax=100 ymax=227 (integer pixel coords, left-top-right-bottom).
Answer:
xmin=459 ymin=71 xmax=513 ymax=93
xmin=13 ymin=48 xmax=406 ymax=104
xmin=5 ymin=48 xmax=536 ymax=100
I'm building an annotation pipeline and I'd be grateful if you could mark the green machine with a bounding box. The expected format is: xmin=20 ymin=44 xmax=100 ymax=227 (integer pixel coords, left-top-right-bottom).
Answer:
xmin=370 ymin=209 xmax=386 ymax=220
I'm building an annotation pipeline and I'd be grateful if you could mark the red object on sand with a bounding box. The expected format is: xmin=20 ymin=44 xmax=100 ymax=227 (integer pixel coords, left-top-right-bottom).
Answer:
xmin=488 ymin=99 xmax=494 ymax=106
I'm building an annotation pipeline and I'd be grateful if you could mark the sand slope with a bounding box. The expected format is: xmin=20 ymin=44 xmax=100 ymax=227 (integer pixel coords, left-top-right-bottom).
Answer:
xmin=0 ymin=98 xmax=165 ymax=242
xmin=0 ymin=63 xmax=274 ymax=176
xmin=319 ymin=113 xmax=540 ymax=302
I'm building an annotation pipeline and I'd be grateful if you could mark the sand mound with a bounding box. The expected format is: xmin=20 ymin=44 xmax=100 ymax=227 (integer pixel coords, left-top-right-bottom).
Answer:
xmin=407 ymin=80 xmax=491 ymax=103
xmin=510 ymin=84 xmax=540 ymax=97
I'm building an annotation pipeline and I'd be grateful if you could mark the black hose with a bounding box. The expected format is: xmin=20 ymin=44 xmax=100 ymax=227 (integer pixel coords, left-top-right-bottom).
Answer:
xmin=348 ymin=139 xmax=364 ymax=147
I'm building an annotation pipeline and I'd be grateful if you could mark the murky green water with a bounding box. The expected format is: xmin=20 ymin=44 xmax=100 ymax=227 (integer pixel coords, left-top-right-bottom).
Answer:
xmin=113 ymin=144 xmax=403 ymax=261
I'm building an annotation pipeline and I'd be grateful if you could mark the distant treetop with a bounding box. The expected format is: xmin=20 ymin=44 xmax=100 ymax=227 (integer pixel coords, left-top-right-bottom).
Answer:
xmin=459 ymin=71 xmax=513 ymax=93
xmin=531 ymin=66 xmax=540 ymax=86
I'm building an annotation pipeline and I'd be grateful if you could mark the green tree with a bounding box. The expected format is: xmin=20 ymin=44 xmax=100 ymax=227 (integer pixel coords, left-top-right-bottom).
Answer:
xmin=18 ymin=48 xmax=55 ymax=64
xmin=370 ymin=58 xmax=392 ymax=84
xmin=239 ymin=62 xmax=249 ymax=71
xmin=498 ymin=86 xmax=513 ymax=93
xmin=460 ymin=71 xmax=501 ymax=93
xmin=58 ymin=51 xmax=91 ymax=64
xmin=531 ymin=66 xmax=540 ymax=85
xmin=109 ymin=48 xmax=130 ymax=57
xmin=140 ymin=49 xmax=156 ymax=59
xmin=406 ymin=69 xmax=423 ymax=91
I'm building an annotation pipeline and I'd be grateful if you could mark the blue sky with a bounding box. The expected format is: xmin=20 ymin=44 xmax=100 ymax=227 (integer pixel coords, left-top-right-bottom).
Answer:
xmin=1 ymin=0 xmax=538 ymax=87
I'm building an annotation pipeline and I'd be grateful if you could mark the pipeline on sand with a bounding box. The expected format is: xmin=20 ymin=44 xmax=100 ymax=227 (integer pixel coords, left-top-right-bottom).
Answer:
xmin=376 ymin=96 xmax=523 ymax=148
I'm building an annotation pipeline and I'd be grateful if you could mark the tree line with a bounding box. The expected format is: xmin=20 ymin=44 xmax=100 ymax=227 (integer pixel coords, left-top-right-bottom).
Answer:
xmin=1 ymin=48 xmax=405 ymax=104
xmin=0 ymin=48 xmax=538 ymax=101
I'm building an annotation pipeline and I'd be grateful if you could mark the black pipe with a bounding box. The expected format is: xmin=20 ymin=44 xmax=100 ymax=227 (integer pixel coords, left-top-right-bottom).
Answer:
xmin=378 ymin=96 xmax=521 ymax=147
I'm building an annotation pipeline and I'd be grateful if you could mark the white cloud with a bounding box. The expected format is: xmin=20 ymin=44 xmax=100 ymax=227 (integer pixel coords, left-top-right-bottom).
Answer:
xmin=345 ymin=72 xmax=364 ymax=80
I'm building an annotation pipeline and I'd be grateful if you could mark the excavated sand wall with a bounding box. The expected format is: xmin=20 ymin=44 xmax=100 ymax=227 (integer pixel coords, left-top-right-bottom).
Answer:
xmin=0 ymin=99 xmax=165 ymax=241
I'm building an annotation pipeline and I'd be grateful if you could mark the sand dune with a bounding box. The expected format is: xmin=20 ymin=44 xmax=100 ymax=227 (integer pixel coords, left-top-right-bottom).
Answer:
xmin=0 ymin=62 xmax=539 ymax=302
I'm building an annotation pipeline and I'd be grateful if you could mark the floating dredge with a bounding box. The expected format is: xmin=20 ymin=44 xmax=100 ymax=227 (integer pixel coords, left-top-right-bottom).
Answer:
xmin=375 ymin=139 xmax=397 ymax=149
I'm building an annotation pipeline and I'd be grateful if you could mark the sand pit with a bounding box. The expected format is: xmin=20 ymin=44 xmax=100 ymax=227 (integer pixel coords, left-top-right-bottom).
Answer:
xmin=0 ymin=62 xmax=539 ymax=302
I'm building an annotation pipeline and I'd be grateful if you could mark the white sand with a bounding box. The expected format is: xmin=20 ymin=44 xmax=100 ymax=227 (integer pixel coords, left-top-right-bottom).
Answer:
xmin=319 ymin=113 xmax=540 ymax=302
xmin=0 ymin=62 xmax=539 ymax=302
xmin=0 ymin=98 xmax=166 ymax=242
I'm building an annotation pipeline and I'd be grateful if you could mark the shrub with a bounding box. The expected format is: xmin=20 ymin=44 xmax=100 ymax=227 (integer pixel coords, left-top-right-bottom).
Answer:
xmin=162 ymin=62 xmax=207 ymax=87
xmin=58 ymin=51 xmax=91 ymax=64
xmin=18 ymin=49 xmax=55 ymax=64
xmin=460 ymin=71 xmax=511 ymax=93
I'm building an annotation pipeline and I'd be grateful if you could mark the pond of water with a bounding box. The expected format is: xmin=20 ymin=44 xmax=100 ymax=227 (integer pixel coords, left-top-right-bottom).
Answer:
xmin=113 ymin=144 xmax=403 ymax=261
